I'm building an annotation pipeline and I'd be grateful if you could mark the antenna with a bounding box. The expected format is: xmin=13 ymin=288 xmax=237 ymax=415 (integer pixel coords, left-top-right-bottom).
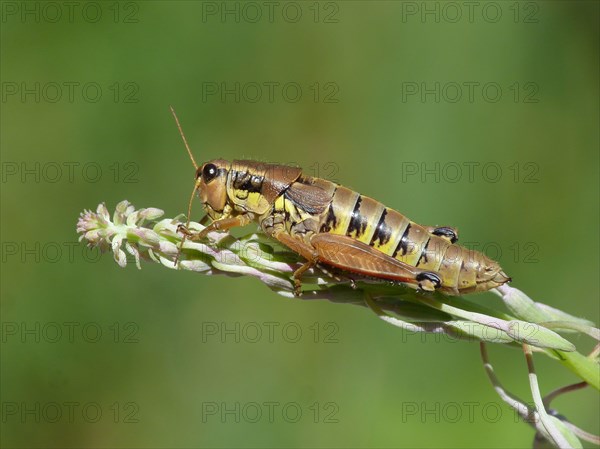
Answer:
xmin=170 ymin=105 xmax=200 ymax=266
xmin=170 ymin=105 xmax=198 ymax=169
xmin=173 ymin=182 xmax=199 ymax=266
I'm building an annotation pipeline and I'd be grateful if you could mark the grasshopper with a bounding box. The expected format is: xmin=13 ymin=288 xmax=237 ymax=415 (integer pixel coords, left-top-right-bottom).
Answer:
xmin=171 ymin=108 xmax=510 ymax=296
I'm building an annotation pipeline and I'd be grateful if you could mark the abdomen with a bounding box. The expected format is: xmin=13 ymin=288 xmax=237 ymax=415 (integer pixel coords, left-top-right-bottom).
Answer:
xmin=318 ymin=185 xmax=509 ymax=294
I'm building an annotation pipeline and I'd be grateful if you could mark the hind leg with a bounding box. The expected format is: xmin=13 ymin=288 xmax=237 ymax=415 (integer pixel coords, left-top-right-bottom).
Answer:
xmin=272 ymin=232 xmax=319 ymax=296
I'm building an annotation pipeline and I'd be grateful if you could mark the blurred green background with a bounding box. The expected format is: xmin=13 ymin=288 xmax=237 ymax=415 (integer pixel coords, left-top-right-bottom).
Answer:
xmin=1 ymin=1 xmax=598 ymax=447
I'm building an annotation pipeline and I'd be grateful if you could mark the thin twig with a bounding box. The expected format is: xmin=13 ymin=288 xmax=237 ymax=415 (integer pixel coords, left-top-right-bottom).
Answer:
xmin=542 ymin=382 xmax=600 ymax=445
xmin=543 ymin=382 xmax=587 ymax=408
xmin=561 ymin=421 xmax=600 ymax=445
xmin=479 ymin=343 xmax=537 ymax=425
xmin=523 ymin=344 xmax=573 ymax=448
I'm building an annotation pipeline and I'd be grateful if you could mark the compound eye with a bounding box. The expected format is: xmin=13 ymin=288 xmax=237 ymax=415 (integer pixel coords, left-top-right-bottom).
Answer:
xmin=202 ymin=163 xmax=218 ymax=182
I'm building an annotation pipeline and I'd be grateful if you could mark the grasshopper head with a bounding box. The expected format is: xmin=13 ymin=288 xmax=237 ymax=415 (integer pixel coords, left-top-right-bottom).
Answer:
xmin=195 ymin=159 xmax=230 ymax=220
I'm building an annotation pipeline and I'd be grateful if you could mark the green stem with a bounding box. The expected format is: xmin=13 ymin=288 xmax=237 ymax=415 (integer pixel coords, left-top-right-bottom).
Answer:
xmin=557 ymin=350 xmax=600 ymax=391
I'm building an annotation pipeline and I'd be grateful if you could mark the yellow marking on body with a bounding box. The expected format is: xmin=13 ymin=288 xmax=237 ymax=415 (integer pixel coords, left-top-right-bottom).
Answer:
xmin=395 ymin=224 xmax=430 ymax=266
xmin=417 ymin=236 xmax=451 ymax=272
xmin=246 ymin=191 xmax=265 ymax=211
xmin=274 ymin=195 xmax=286 ymax=211
xmin=373 ymin=208 xmax=410 ymax=256
xmin=273 ymin=194 xmax=314 ymax=234
xmin=353 ymin=197 xmax=385 ymax=245
xmin=458 ymin=252 xmax=478 ymax=289
xmin=330 ymin=187 xmax=360 ymax=235
xmin=437 ymin=246 xmax=462 ymax=289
